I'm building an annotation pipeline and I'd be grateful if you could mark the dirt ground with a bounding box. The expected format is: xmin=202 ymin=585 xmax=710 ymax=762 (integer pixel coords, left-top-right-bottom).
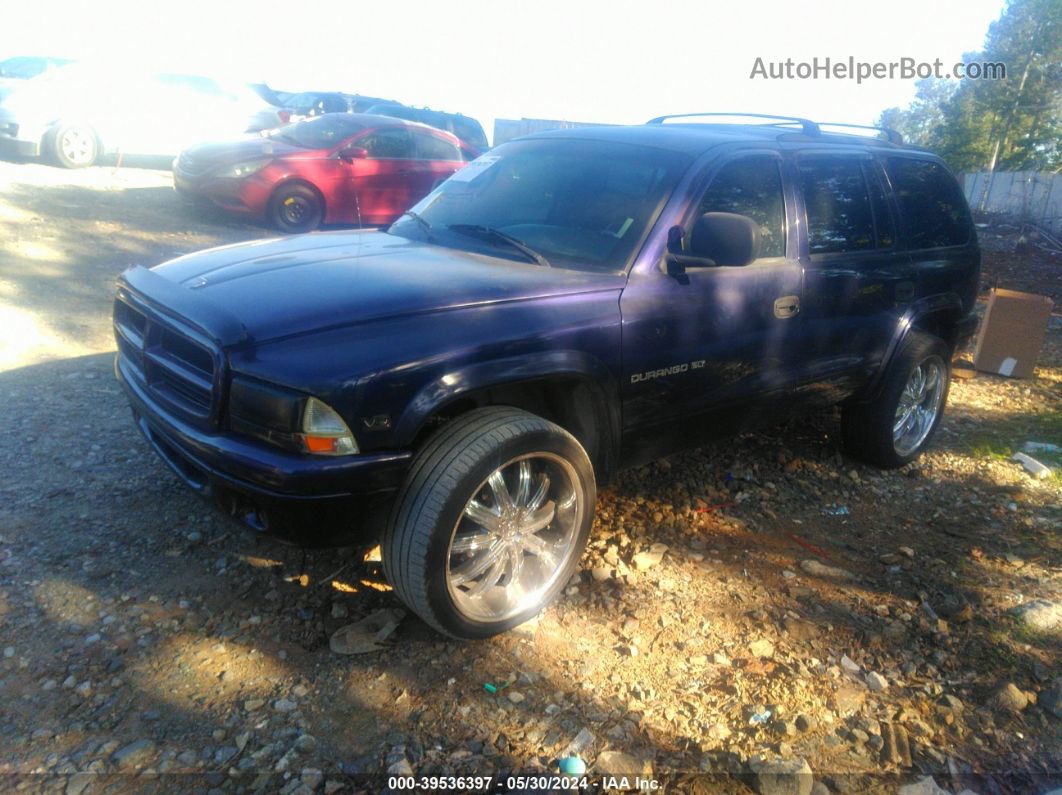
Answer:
xmin=0 ymin=157 xmax=1059 ymax=795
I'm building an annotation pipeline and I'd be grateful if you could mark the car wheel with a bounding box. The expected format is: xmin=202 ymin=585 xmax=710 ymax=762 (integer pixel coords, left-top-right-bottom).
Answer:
xmin=47 ymin=123 xmax=99 ymax=168
xmin=268 ymin=183 xmax=323 ymax=233
xmin=382 ymin=407 xmax=595 ymax=639
xmin=842 ymin=331 xmax=950 ymax=468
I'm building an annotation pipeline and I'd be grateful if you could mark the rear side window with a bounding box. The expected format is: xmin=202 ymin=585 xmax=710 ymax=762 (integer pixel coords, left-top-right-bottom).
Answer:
xmin=414 ymin=131 xmax=461 ymax=161
xmin=885 ymin=158 xmax=971 ymax=249
xmin=697 ymin=156 xmax=786 ymax=259
xmin=359 ymin=128 xmax=413 ymax=159
xmin=799 ymin=156 xmax=875 ymax=254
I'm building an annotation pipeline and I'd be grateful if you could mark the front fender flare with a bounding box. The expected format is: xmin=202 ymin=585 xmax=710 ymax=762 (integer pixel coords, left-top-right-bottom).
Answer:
xmin=393 ymin=349 xmax=620 ymax=460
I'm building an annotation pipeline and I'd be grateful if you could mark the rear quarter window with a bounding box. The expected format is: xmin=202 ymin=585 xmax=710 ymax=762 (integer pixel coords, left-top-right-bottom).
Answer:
xmin=885 ymin=157 xmax=972 ymax=249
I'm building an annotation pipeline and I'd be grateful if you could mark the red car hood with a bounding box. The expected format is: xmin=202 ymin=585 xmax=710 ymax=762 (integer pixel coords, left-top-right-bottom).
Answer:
xmin=177 ymin=137 xmax=321 ymax=171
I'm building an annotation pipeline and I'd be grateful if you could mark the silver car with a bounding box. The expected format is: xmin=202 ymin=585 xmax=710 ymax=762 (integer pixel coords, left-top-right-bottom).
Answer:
xmin=0 ymin=65 xmax=286 ymax=168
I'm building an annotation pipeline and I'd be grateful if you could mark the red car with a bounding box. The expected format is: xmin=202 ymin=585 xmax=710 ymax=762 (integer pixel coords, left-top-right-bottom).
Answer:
xmin=173 ymin=113 xmax=469 ymax=232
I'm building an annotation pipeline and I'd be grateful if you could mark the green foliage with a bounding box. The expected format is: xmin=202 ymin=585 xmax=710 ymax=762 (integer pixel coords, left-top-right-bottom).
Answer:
xmin=877 ymin=0 xmax=1061 ymax=172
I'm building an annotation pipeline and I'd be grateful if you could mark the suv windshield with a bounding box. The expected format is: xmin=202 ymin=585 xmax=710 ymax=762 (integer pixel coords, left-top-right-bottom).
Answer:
xmin=271 ymin=115 xmax=366 ymax=149
xmin=388 ymin=138 xmax=690 ymax=273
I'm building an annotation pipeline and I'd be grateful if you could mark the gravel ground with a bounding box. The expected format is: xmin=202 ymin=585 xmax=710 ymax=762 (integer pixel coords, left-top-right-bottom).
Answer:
xmin=0 ymin=158 xmax=1060 ymax=795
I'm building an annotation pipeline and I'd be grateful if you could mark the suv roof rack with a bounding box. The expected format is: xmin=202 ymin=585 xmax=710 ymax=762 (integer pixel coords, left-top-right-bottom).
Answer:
xmin=814 ymin=122 xmax=903 ymax=145
xmin=646 ymin=113 xmax=904 ymax=145
xmin=646 ymin=112 xmax=820 ymax=136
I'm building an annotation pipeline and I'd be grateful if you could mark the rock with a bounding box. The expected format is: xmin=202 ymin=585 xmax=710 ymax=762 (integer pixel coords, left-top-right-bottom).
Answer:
xmin=633 ymin=543 xmax=669 ymax=571
xmin=507 ymin=691 xmax=525 ymax=704
xmin=989 ymin=682 xmax=1028 ymax=713
xmin=112 ymin=739 xmax=156 ymax=770
xmin=840 ymin=655 xmax=860 ymax=674
xmin=749 ymin=639 xmax=775 ymax=658
xmin=274 ymin=699 xmax=298 ymax=712
xmin=1041 ymin=682 xmax=1062 ymax=719
xmin=898 ymin=546 xmax=915 ymax=558
xmin=783 ymin=618 xmax=820 ymax=641
xmin=214 ymin=746 xmax=238 ymax=764
xmin=1008 ymin=600 xmax=1062 ymax=634
xmin=330 ymin=603 xmax=349 ymax=619
xmin=706 ymin=722 xmax=732 ymax=741
xmin=866 ymin=672 xmax=888 ymax=692
xmin=330 ymin=608 xmax=405 ymax=654
xmin=938 ymin=694 xmax=964 ymax=713
xmin=830 ymin=684 xmax=866 ymax=716
xmin=712 ymin=652 xmax=731 ymax=666
xmin=387 ymin=758 xmax=414 ymax=777
xmin=301 ymin=768 xmax=324 ymax=789
xmin=591 ymin=566 xmax=612 ymax=582
xmin=594 ymin=750 xmax=651 ymax=778
xmin=294 ymin=734 xmax=317 ymax=753
xmin=66 ymin=772 xmax=95 ymax=795
xmin=795 ymin=714 xmax=815 ymax=732
xmin=244 ymin=699 xmax=265 ymax=711
xmin=800 ymin=559 xmax=856 ymax=580
xmin=749 ymin=756 xmax=813 ymax=795
xmin=897 ymin=776 xmax=950 ymax=795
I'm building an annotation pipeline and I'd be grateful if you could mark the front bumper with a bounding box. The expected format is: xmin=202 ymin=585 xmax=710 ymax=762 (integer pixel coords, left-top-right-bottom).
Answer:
xmin=116 ymin=353 xmax=412 ymax=545
xmin=0 ymin=109 xmax=41 ymax=157
xmin=172 ymin=169 xmax=265 ymax=216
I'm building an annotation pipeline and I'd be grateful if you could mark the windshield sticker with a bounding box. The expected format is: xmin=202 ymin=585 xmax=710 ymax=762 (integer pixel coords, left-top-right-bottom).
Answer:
xmin=448 ymin=155 xmax=502 ymax=182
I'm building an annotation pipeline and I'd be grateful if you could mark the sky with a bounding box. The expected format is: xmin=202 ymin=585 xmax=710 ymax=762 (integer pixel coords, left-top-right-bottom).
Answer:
xmin=3 ymin=0 xmax=1007 ymax=143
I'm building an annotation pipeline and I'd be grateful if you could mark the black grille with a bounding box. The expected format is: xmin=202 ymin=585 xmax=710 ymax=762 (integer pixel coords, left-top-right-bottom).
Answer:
xmin=115 ymin=297 xmax=219 ymax=426
xmin=175 ymin=152 xmax=210 ymax=176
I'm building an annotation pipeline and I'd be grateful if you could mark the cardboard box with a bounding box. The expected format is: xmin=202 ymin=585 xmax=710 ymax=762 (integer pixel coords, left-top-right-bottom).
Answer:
xmin=973 ymin=288 xmax=1054 ymax=378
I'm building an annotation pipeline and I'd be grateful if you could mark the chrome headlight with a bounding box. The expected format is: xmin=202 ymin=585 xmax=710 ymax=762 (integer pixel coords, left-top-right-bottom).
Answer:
xmin=215 ymin=158 xmax=272 ymax=178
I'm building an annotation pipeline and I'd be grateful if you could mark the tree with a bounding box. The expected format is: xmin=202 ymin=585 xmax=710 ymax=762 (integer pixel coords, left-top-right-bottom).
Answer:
xmin=877 ymin=0 xmax=1061 ymax=173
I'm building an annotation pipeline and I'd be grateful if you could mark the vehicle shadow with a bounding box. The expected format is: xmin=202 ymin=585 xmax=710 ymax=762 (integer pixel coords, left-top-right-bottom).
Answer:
xmin=1 ymin=352 xmax=1058 ymax=793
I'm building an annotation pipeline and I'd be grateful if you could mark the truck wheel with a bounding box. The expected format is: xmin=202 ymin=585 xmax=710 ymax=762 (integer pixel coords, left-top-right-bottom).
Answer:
xmin=47 ymin=123 xmax=99 ymax=168
xmin=842 ymin=331 xmax=950 ymax=468
xmin=383 ymin=407 xmax=595 ymax=639
xmin=268 ymin=183 xmax=323 ymax=233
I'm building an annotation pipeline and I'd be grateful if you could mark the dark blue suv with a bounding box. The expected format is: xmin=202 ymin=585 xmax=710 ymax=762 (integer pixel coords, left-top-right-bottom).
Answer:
xmin=114 ymin=113 xmax=979 ymax=639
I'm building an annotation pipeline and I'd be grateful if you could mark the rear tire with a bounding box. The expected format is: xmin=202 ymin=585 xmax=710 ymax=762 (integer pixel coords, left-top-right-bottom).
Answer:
xmin=46 ymin=123 xmax=99 ymax=168
xmin=268 ymin=183 xmax=323 ymax=233
xmin=382 ymin=407 xmax=595 ymax=639
xmin=842 ymin=331 xmax=950 ymax=468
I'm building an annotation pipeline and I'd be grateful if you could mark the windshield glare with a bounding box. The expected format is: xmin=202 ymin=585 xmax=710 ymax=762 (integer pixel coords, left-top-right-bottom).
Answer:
xmin=389 ymin=139 xmax=689 ymax=273
xmin=272 ymin=114 xmax=365 ymax=149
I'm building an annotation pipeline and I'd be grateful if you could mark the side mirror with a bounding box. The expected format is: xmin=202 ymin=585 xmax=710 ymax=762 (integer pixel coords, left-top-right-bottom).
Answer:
xmin=339 ymin=146 xmax=369 ymax=161
xmin=689 ymin=212 xmax=759 ymax=266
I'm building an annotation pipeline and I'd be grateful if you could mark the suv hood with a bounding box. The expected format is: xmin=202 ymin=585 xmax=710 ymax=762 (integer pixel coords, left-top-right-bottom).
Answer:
xmin=152 ymin=231 xmax=625 ymax=344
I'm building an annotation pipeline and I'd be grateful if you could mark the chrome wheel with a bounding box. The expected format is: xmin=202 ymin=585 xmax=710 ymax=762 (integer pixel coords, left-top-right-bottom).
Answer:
xmin=893 ymin=356 xmax=945 ymax=456
xmin=446 ymin=453 xmax=584 ymax=623
xmin=59 ymin=128 xmax=94 ymax=165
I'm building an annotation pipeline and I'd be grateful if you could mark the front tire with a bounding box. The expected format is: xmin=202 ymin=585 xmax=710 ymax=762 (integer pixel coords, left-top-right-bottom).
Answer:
xmin=382 ymin=407 xmax=595 ymax=639
xmin=268 ymin=183 xmax=323 ymax=233
xmin=47 ymin=123 xmax=99 ymax=168
xmin=842 ymin=331 xmax=950 ymax=468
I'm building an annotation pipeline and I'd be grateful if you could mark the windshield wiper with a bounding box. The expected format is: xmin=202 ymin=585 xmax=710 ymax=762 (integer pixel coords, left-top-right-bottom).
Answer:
xmin=399 ymin=210 xmax=435 ymax=241
xmin=446 ymin=224 xmax=551 ymax=268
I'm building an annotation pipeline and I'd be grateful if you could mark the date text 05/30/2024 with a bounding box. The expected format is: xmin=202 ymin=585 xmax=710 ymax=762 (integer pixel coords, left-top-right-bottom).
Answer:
xmin=387 ymin=775 xmax=663 ymax=791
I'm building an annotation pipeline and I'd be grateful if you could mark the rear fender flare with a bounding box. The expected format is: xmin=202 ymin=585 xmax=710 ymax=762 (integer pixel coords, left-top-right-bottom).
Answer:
xmin=863 ymin=292 xmax=964 ymax=400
